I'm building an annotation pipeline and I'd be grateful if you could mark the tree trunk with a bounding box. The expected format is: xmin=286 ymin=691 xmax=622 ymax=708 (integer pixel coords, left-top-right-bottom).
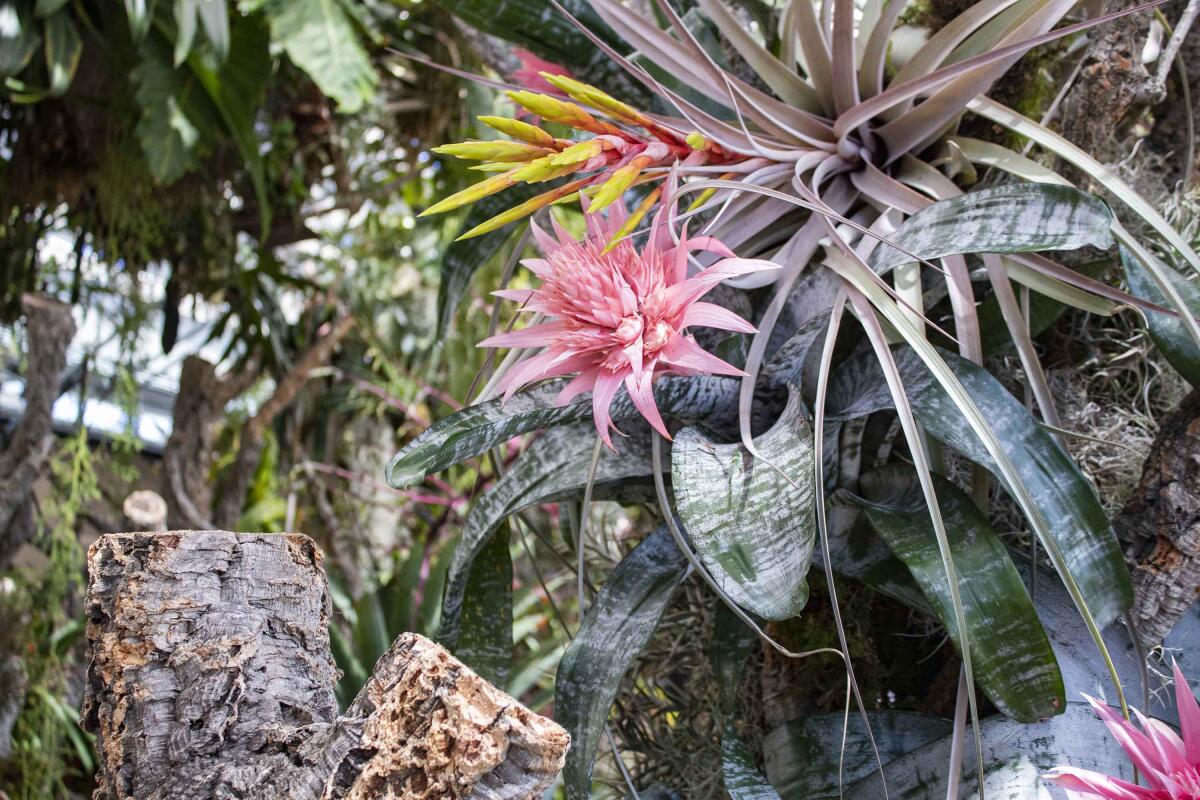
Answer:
xmin=1116 ymin=388 xmax=1200 ymax=643
xmin=82 ymin=531 xmax=569 ymax=800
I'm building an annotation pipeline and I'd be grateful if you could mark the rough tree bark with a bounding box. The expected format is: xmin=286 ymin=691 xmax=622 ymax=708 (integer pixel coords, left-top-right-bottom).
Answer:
xmin=1116 ymin=389 xmax=1200 ymax=644
xmin=82 ymin=531 xmax=568 ymax=800
xmin=0 ymin=293 xmax=76 ymax=563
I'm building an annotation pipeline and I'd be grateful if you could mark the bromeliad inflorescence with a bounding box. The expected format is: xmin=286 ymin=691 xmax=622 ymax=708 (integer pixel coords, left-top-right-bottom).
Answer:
xmin=421 ymin=73 xmax=746 ymax=242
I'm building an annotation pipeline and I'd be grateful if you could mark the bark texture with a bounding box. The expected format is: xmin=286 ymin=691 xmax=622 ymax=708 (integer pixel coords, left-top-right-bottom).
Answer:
xmin=82 ymin=531 xmax=568 ymax=800
xmin=1116 ymin=389 xmax=1200 ymax=643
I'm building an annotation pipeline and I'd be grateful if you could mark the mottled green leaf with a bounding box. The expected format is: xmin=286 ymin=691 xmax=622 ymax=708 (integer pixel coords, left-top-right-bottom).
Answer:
xmin=132 ymin=41 xmax=201 ymax=183
xmin=763 ymin=712 xmax=952 ymax=798
xmin=438 ymin=422 xmax=660 ymax=649
xmin=825 ymin=345 xmax=1133 ymax=627
xmin=722 ymin=722 xmax=781 ymax=800
xmin=709 ymin=602 xmax=758 ymax=713
xmin=1122 ymin=244 xmax=1200 ymax=387
xmin=556 ymin=525 xmax=688 ymax=800
xmin=263 ymin=0 xmax=376 ymax=112
xmin=672 ymin=386 xmax=815 ymax=621
xmin=43 ymin=9 xmax=81 ymax=96
xmin=456 ymin=527 xmax=513 ymax=686
xmin=852 ymin=465 xmax=1064 ymax=722
xmin=869 ymin=184 xmax=1114 ymax=273
xmin=386 ymin=375 xmax=738 ymax=488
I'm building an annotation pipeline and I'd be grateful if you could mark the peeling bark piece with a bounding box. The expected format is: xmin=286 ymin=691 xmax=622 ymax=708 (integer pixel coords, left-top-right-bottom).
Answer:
xmin=82 ymin=531 xmax=567 ymax=800
xmin=1117 ymin=389 xmax=1200 ymax=644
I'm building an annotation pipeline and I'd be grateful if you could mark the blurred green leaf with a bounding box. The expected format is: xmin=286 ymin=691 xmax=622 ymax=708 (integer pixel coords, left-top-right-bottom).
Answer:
xmin=0 ymin=3 xmax=41 ymax=79
xmin=43 ymin=9 xmax=81 ymax=96
xmin=1122 ymin=244 xmax=1200 ymax=387
xmin=262 ymin=0 xmax=377 ymax=113
xmin=722 ymin=722 xmax=781 ymax=800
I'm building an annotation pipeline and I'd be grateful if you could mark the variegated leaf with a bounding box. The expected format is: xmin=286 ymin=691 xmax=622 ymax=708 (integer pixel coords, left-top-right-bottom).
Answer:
xmin=824 ymin=346 xmax=1133 ymax=627
xmin=672 ymin=387 xmax=815 ymax=621
xmin=1122 ymin=244 xmax=1200 ymax=387
xmin=853 ymin=465 xmax=1064 ymax=722
xmin=556 ymin=525 xmax=688 ymax=800
xmin=387 ymin=375 xmax=738 ymax=488
xmin=869 ymin=184 xmax=1114 ymax=273
xmin=438 ymin=422 xmax=659 ymax=649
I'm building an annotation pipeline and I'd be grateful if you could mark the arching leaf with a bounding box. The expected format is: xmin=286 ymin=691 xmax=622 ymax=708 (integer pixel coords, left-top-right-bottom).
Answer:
xmin=1122 ymin=244 xmax=1200 ymax=387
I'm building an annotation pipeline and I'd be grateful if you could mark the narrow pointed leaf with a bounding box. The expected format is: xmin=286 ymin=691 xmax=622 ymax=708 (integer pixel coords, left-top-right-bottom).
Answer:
xmin=722 ymin=723 xmax=782 ymax=800
xmin=1122 ymin=245 xmax=1200 ymax=387
xmin=672 ymin=386 xmax=815 ymax=621
xmin=869 ymin=184 xmax=1114 ymax=273
xmin=852 ymin=465 xmax=1064 ymax=722
xmin=44 ymin=9 xmax=81 ymax=96
xmin=556 ymin=525 xmax=688 ymax=800
xmin=387 ymin=375 xmax=738 ymax=488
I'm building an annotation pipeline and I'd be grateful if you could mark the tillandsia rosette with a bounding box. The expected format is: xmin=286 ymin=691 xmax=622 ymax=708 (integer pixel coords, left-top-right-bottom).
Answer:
xmin=390 ymin=0 xmax=1200 ymax=796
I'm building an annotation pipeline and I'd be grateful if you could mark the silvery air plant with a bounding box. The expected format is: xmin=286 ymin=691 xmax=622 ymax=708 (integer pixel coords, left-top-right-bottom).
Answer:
xmin=388 ymin=0 xmax=1200 ymax=796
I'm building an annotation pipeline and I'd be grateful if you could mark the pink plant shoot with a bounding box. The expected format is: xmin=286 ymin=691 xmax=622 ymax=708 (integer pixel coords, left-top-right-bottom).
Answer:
xmin=1045 ymin=663 xmax=1200 ymax=799
xmin=478 ymin=186 xmax=777 ymax=449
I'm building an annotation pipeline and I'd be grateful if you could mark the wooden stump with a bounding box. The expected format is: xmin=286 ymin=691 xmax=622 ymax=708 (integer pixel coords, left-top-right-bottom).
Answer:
xmin=81 ymin=531 xmax=568 ymax=800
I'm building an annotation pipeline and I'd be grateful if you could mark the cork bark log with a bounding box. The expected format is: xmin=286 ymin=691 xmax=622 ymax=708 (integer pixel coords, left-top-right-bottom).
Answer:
xmin=1116 ymin=389 xmax=1200 ymax=644
xmin=81 ymin=531 xmax=569 ymax=800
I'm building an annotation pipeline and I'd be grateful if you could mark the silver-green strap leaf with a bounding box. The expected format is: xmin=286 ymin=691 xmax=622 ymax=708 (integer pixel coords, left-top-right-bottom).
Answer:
xmin=387 ymin=375 xmax=738 ymax=488
xmin=852 ymin=465 xmax=1064 ymax=722
xmin=556 ymin=525 xmax=688 ymax=800
xmin=456 ymin=528 xmax=513 ymax=687
xmin=722 ymin=722 xmax=782 ymax=800
xmin=1122 ymin=244 xmax=1200 ymax=387
xmin=825 ymin=346 xmax=1133 ymax=626
xmin=438 ymin=422 xmax=659 ymax=649
xmin=869 ymin=184 xmax=1114 ymax=273
xmin=672 ymin=386 xmax=816 ymax=621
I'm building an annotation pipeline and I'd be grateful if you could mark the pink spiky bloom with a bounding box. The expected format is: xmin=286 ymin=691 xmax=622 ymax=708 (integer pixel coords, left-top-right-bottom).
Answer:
xmin=1045 ymin=663 xmax=1200 ymax=799
xmin=478 ymin=189 xmax=777 ymax=449
xmin=511 ymin=49 xmax=573 ymax=95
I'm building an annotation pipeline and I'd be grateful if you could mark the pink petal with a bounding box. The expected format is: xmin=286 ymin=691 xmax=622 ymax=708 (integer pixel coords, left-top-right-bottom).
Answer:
xmin=492 ymin=289 xmax=535 ymax=304
xmin=658 ymin=332 xmax=746 ymax=377
xmin=1044 ymin=766 xmax=1154 ymax=800
xmin=680 ymin=301 xmax=757 ymax=334
xmin=591 ymin=370 xmax=625 ymax=450
xmin=1133 ymin=709 xmax=1188 ymax=775
xmin=1086 ymin=696 xmax=1168 ymax=788
xmin=664 ymin=258 xmax=780 ymax=316
xmin=478 ymin=321 xmax=566 ymax=349
xmin=550 ymin=211 xmax=576 ymax=246
xmin=683 ymin=235 xmax=736 ymax=259
xmin=498 ymin=351 xmax=595 ymax=401
xmin=578 ymin=192 xmax=607 ymax=241
xmin=1174 ymin=662 xmax=1200 ymax=766
xmin=529 ymin=219 xmax=560 ymax=255
xmin=521 ymin=257 xmax=553 ymax=277
xmin=556 ymin=368 xmax=600 ymax=405
xmin=625 ymin=367 xmax=670 ymax=441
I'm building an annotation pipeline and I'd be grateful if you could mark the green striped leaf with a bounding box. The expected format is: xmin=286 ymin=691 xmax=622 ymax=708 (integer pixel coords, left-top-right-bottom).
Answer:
xmin=722 ymin=723 xmax=782 ymax=800
xmin=824 ymin=346 xmax=1132 ymax=627
xmin=456 ymin=527 xmax=513 ymax=687
xmin=556 ymin=525 xmax=688 ymax=800
xmin=852 ymin=465 xmax=1064 ymax=722
xmin=437 ymin=422 xmax=659 ymax=649
xmin=1122 ymin=244 xmax=1200 ymax=387
xmin=869 ymin=184 xmax=1114 ymax=273
xmin=672 ymin=386 xmax=815 ymax=621
xmin=386 ymin=375 xmax=738 ymax=488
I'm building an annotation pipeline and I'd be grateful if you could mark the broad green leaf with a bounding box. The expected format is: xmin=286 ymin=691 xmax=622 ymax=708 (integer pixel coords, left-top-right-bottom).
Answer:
xmin=852 ymin=465 xmax=1064 ymax=722
xmin=869 ymin=184 xmax=1114 ymax=273
xmin=435 ymin=183 xmax=539 ymax=336
xmin=763 ymin=712 xmax=953 ymax=798
xmin=456 ymin=528 xmax=513 ymax=687
xmin=132 ymin=41 xmax=201 ymax=183
xmin=43 ymin=9 xmax=81 ymax=96
xmin=387 ymin=375 xmax=738 ymax=488
xmin=672 ymin=386 xmax=815 ymax=621
xmin=556 ymin=525 xmax=688 ymax=800
xmin=1122 ymin=244 xmax=1200 ymax=387
xmin=722 ymin=723 xmax=782 ymax=800
xmin=264 ymin=0 xmax=376 ymax=113
xmin=824 ymin=346 xmax=1132 ymax=627
xmin=438 ymin=422 xmax=660 ymax=649
xmin=0 ymin=3 xmax=41 ymax=79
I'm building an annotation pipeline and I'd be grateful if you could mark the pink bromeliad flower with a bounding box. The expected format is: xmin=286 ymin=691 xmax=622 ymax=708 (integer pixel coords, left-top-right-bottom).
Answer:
xmin=479 ymin=191 xmax=777 ymax=449
xmin=1045 ymin=663 xmax=1200 ymax=799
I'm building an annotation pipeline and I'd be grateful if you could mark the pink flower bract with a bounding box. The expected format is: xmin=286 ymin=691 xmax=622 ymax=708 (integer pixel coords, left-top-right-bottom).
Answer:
xmin=1045 ymin=663 xmax=1200 ymax=799
xmin=479 ymin=192 xmax=777 ymax=449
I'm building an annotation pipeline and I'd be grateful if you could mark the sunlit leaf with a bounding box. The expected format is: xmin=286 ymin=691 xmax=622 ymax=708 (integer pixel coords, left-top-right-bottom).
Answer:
xmin=556 ymin=525 xmax=688 ymax=800
xmin=43 ymin=9 xmax=81 ymax=96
